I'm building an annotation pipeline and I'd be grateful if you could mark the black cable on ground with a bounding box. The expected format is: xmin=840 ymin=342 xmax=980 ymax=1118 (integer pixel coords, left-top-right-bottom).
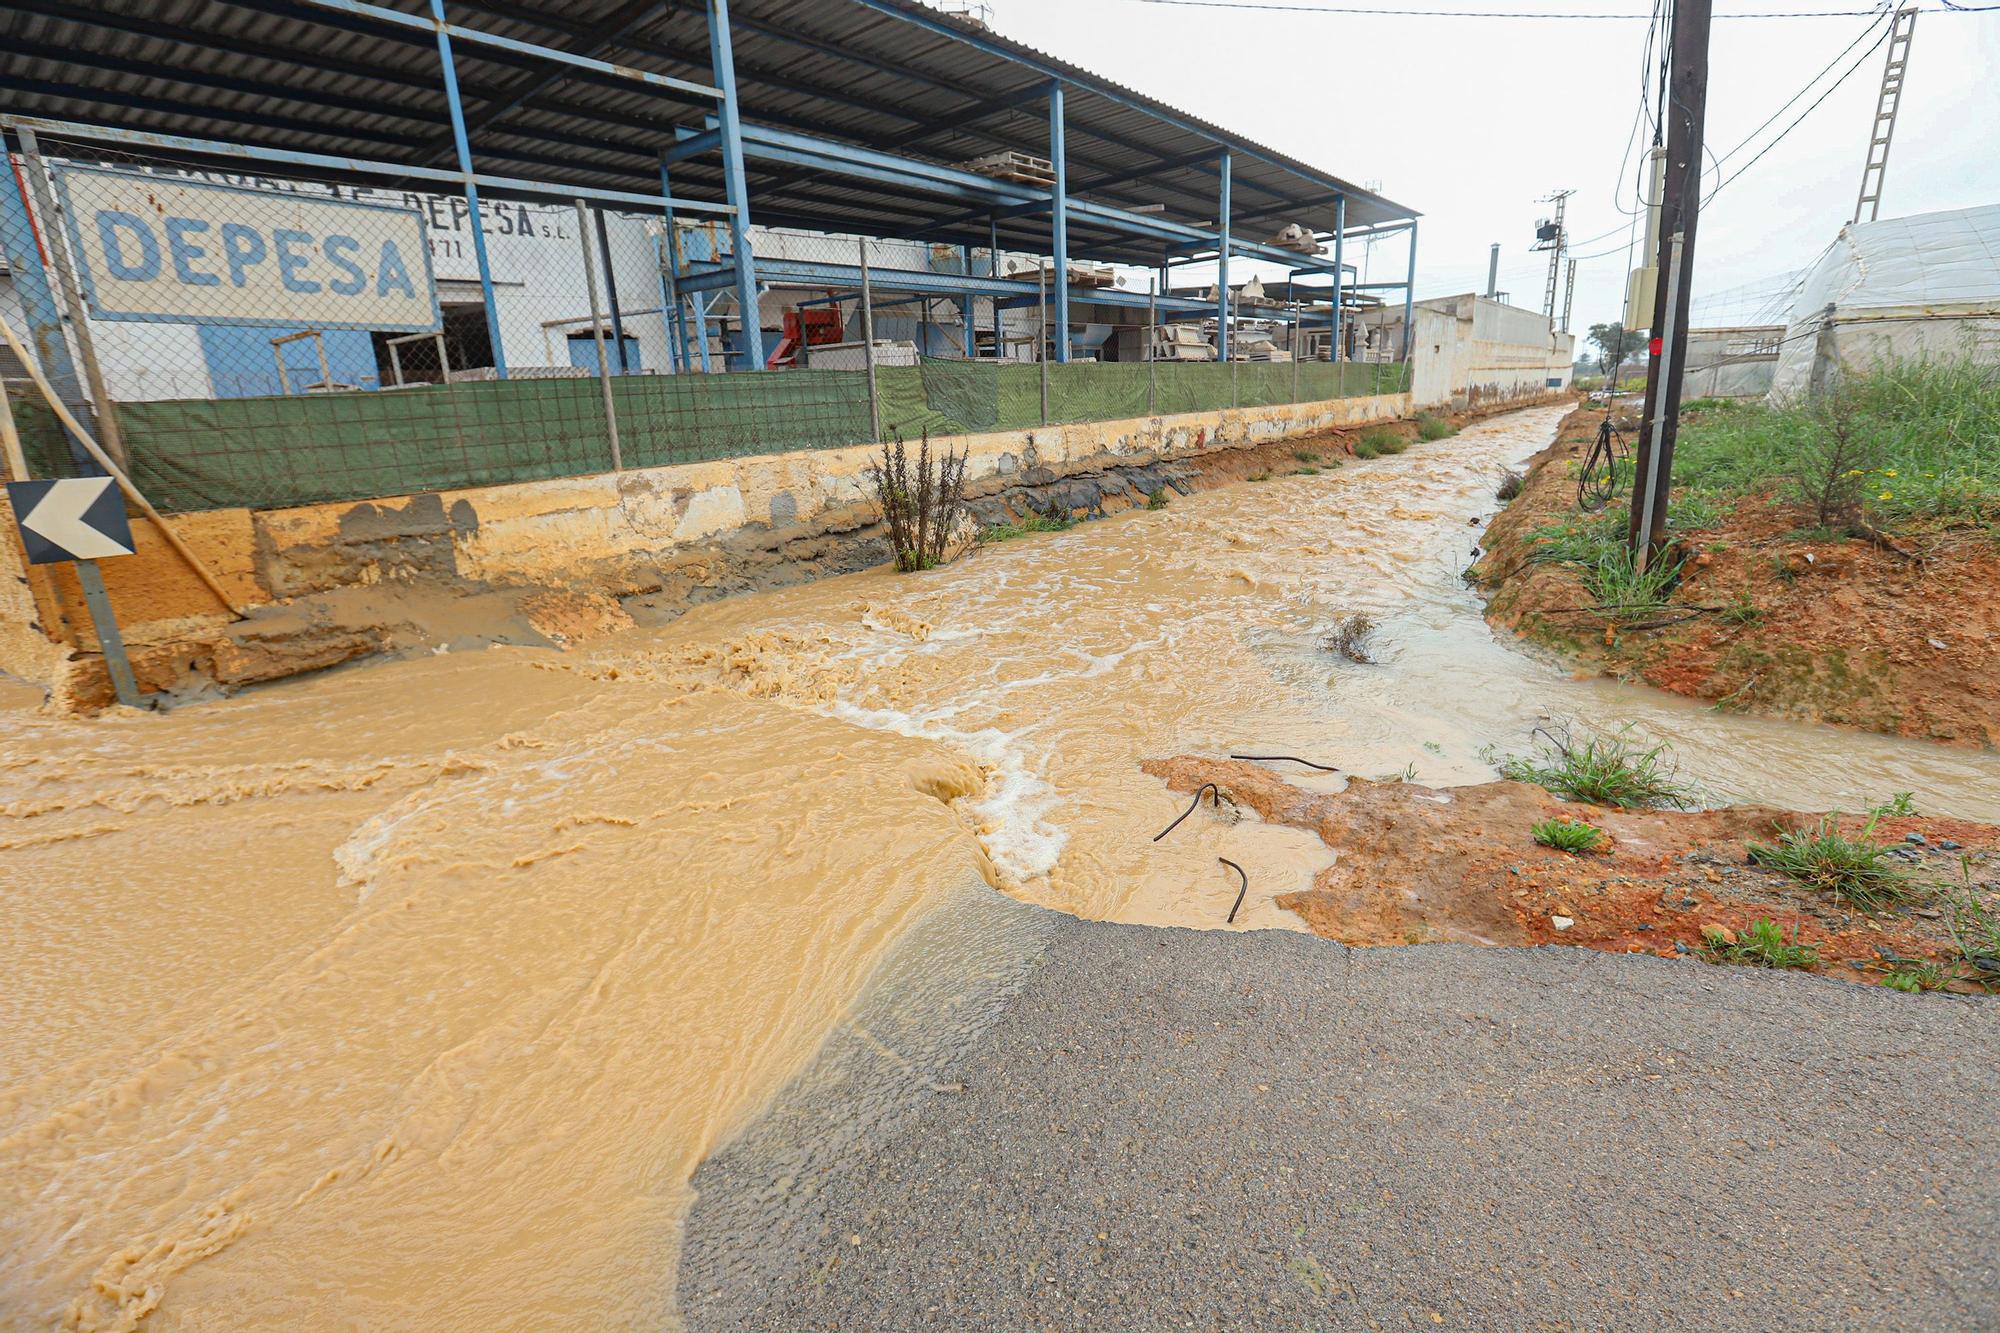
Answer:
xmin=1228 ymin=754 xmax=1340 ymax=772
xmin=1219 ymin=858 xmax=1249 ymax=924
xmin=1152 ymin=784 xmax=1221 ymax=842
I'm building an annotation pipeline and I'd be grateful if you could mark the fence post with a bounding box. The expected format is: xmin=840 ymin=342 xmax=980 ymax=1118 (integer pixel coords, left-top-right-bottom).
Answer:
xmin=1291 ymin=297 xmax=1301 ymax=404
xmin=576 ymin=200 xmax=623 ymax=472
xmin=859 ymin=238 xmax=881 ymax=443
xmin=14 ymin=129 xmax=127 ymax=472
xmin=1038 ymin=263 xmax=1049 ymax=426
xmin=1147 ymin=279 xmax=1157 ymax=417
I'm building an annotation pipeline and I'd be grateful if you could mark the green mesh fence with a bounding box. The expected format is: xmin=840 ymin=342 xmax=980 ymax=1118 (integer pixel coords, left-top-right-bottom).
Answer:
xmin=48 ymin=358 xmax=1410 ymax=514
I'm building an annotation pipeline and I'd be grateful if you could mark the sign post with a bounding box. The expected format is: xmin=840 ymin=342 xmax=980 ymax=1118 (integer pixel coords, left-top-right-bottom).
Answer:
xmin=5 ymin=474 xmax=143 ymax=707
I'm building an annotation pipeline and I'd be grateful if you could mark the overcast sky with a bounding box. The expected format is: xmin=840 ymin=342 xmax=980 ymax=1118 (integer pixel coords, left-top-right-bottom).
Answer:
xmin=980 ymin=0 xmax=2000 ymax=346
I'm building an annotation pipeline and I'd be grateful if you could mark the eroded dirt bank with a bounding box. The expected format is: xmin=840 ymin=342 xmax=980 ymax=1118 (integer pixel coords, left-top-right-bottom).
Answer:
xmin=1146 ymin=754 xmax=2000 ymax=988
xmin=7 ymin=403 xmax=2000 ymax=1330
xmin=1477 ymin=404 xmax=2000 ymax=746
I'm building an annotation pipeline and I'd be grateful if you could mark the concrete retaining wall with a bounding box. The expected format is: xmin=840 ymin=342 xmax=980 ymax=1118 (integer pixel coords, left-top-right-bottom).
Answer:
xmin=3 ymin=390 xmax=1411 ymax=702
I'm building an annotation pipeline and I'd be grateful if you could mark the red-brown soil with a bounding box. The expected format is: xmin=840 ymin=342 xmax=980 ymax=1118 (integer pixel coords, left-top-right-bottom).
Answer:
xmin=1142 ymin=754 xmax=2000 ymax=992
xmin=1476 ymin=404 xmax=2000 ymax=746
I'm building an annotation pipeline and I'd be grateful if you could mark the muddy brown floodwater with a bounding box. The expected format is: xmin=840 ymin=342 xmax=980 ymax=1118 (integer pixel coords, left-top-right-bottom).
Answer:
xmin=5 ymin=403 xmax=1999 ymax=1330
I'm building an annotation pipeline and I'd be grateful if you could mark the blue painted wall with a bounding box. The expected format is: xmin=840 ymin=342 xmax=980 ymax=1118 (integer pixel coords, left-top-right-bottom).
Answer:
xmin=198 ymin=325 xmax=378 ymax=398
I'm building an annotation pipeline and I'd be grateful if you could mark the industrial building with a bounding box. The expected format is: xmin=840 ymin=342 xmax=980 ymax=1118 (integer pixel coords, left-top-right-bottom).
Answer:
xmin=2 ymin=0 xmax=1433 ymax=513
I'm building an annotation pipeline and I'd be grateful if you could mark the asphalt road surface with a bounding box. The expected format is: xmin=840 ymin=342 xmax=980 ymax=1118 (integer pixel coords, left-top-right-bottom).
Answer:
xmin=681 ymin=909 xmax=1999 ymax=1331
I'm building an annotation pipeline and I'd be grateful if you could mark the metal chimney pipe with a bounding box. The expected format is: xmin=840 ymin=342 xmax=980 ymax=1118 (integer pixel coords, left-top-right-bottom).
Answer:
xmin=1485 ymin=244 xmax=1500 ymax=299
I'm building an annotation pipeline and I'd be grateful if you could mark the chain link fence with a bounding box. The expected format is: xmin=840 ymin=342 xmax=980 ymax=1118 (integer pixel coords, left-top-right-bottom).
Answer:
xmin=5 ymin=131 xmax=1407 ymax=515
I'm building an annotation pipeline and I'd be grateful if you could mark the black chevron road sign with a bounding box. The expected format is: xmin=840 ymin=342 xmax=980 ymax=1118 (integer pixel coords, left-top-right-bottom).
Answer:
xmin=6 ymin=477 xmax=135 ymax=564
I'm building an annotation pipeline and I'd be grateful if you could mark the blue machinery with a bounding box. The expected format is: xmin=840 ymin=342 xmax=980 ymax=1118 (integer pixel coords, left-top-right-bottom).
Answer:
xmin=1 ymin=0 xmax=1420 ymax=379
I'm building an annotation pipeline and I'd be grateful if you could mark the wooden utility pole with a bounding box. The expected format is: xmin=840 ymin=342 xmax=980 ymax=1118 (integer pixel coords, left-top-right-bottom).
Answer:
xmin=1628 ymin=0 xmax=1713 ymax=566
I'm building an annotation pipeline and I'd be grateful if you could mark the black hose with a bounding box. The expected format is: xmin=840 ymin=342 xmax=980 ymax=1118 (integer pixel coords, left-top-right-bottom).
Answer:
xmin=1228 ymin=753 xmax=1339 ymax=772
xmin=1219 ymin=857 xmax=1249 ymax=924
xmin=1152 ymin=783 xmax=1220 ymax=843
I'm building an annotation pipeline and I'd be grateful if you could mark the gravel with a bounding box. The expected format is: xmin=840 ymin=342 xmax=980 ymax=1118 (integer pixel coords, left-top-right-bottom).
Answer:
xmin=680 ymin=912 xmax=2000 ymax=1332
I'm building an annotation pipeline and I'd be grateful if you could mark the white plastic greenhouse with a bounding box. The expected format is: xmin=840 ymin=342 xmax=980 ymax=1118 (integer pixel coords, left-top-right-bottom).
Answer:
xmin=1769 ymin=203 xmax=2000 ymax=400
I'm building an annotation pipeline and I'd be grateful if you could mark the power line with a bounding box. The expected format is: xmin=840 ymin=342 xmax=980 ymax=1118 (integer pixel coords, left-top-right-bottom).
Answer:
xmin=1122 ymin=0 xmax=1972 ymax=18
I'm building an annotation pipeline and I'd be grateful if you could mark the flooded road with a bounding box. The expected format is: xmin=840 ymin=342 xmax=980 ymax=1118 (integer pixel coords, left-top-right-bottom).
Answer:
xmin=5 ymin=403 xmax=1997 ymax=1330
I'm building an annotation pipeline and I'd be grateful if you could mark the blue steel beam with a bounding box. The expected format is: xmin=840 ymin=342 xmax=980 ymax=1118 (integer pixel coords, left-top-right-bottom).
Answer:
xmin=1401 ymin=220 xmax=1418 ymax=362
xmin=1049 ymin=81 xmax=1070 ymax=364
xmin=728 ymin=123 xmax=1345 ymax=274
xmin=845 ymin=0 xmax=1400 ymax=211
xmin=1216 ymin=149 xmax=1230 ymax=362
xmin=705 ymin=0 xmax=763 ymax=371
xmin=421 ymin=0 xmax=673 ymax=163
xmin=431 ymin=0 xmax=508 ymax=379
xmin=0 ymin=116 xmax=736 ymax=217
xmin=661 ymin=127 xmax=723 ymax=166
xmin=292 ymin=0 xmax=725 ymax=101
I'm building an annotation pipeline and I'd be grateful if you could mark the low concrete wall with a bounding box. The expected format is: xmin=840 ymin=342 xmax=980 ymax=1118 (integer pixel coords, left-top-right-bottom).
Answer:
xmin=4 ymin=391 xmax=1410 ymax=700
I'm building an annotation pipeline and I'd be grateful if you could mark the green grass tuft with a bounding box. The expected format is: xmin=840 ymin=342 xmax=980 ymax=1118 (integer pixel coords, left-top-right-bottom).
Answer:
xmin=1532 ymin=816 xmax=1606 ymax=854
xmin=977 ymin=511 xmax=1074 ymax=543
xmin=1671 ymin=359 xmax=2000 ymax=532
xmin=1747 ymin=815 xmax=1916 ymax=911
xmin=1146 ymin=488 xmax=1171 ymax=510
xmin=1497 ymin=727 xmax=1694 ymax=809
xmin=1294 ymin=449 xmax=1322 ymax=463
xmin=1866 ymin=791 xmax=1915 ymax=818
xmin=1696 ymin=918 xmax=1818 ymax=970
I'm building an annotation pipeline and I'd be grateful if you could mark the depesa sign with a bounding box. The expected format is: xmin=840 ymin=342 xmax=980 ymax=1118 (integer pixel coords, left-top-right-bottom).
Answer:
xmin=54 ymin=166 xmax=441 ymax=333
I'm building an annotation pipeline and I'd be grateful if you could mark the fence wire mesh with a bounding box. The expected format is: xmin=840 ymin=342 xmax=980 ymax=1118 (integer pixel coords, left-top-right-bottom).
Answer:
xmin=5 ymin=133 xmax=1407 ymax=514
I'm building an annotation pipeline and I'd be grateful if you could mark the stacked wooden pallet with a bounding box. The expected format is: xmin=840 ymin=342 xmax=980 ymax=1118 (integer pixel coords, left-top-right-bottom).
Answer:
xmin=957 ymin=150 xmax=1055 ymax=186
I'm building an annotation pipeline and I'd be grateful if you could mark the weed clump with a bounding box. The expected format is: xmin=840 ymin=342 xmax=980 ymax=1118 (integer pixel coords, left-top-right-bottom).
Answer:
xmin=1323 ymin=613 xmax=1377 ymax=664
xmin=1416 ymin=413 xmax=1457 ymax=442
xmin=1532 ymin=816 xmax=1606 ymax=854
xmin=1496 ymin=726 xmax=1694 ymax=810
xmin=1696 ymin=918 xmax=1818 ymax=970
xmin=1294 ymin=449 xmax=1322 ymax=463
xmin=1747 ymin=815 xmax=1915 ymax=911
xmin=1145 ymin=488 xmax=1171 ymax=511
xmin=871 ymin=431 xmax=968 ymax=572
xmin=1496 ymin=470 xmax=1525 ymax=502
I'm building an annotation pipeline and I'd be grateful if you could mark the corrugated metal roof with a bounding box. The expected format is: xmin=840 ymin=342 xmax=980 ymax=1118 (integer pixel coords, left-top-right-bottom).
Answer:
xmin=0 ymin=0 xmax=1418 ymax=263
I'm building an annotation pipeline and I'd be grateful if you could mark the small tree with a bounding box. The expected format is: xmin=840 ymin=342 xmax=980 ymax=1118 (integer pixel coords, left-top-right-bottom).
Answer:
xmin=1785 ymin=385 xmax=1882 ymax=530
xmin=871 ymin=430 xmax=969 ymax=572
xmin=1586 ymin=321 xmax=1633 ymax=380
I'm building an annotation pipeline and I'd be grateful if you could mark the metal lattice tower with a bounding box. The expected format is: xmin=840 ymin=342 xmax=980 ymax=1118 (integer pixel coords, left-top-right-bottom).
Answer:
xmin=1853 ymin=7 xmax=1918 ymax=225
xmin=1533 ymin=190 xmax=1573 ymax=321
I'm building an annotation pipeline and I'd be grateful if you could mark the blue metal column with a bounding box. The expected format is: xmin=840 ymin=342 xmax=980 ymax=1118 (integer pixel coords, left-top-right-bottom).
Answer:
xmin=1401 ymin=219 xmax=1418 ymax=363
xmin=1331 ymin=194 xmax=1345 ymax=364
xmin=430 ymin=0 xmax=507 ymax=378
xmin=961 ymin=243 xmax=976 ymax=358
xmin=1215 ymin=149 xmax=1231 ymax=362
xmin=706 ymin=0 xmax=764 ymax=370
xmin=1047 ymin=81 xmax=1070 ymax=363
xmin=656 ymin=155 xmax=684 ymax=373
